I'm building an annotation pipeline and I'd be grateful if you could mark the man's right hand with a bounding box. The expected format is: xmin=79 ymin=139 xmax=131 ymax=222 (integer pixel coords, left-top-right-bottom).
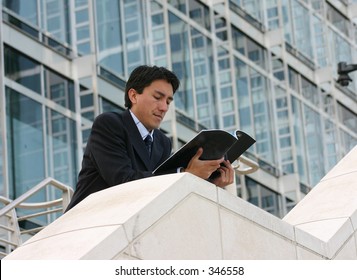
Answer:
xmin=184 ymin=148 xmax=224 ymax=180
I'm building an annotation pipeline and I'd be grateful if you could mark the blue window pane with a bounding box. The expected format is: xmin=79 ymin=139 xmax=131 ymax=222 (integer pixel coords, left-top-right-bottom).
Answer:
xmin=75 ymin=0 xmax=88 ymax=7
xmin=46 ymin=109 xmax=78 ymax=188
xmin=5 ymin=88 xmax=45 ymax=198
xmin=154 ymin=43 xmax=166 ymax=56
xmin=75 ymin=8 xmax=89 ymax=24
xmin=95 ymin=0 xmax=124 ymax=76
xmin=44 ymin=69 xmax=76 ymax=112
xmin=3 ymin=0 xmax=38 ymax=25
xmin=76 ymin=25 xmax=90 ymax=40
xmin=77 ymin=42 xmax=91 ymax=55
xmin=152 ymin=14 xmax=164 ymax=26
xmin=4 ymin=46 xmax=41 ymax=94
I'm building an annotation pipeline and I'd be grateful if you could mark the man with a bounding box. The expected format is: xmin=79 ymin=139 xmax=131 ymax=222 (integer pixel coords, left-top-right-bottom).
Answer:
xmin=65 ymin=65 xmax=233 ymax=211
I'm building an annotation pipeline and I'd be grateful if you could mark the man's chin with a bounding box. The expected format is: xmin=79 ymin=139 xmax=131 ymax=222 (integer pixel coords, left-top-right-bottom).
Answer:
xmin=147 ymin=121 xmax=161 ymax=131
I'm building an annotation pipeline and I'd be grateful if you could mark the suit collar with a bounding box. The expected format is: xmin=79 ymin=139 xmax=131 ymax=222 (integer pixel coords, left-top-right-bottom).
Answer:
xmin=123 ymin=110 xmax=163 ymax=171
xmin=129 ymin=110 xmax=154 ymax=141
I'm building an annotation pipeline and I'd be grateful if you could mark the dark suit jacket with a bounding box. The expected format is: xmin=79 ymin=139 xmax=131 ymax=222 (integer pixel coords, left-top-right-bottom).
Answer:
xmin=66 ymin=110 xmax=172 ymax=211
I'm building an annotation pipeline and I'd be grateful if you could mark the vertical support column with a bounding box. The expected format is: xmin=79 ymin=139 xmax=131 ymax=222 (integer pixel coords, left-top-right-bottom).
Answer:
xmin=0 ymin=9 xmax=9 ymax=197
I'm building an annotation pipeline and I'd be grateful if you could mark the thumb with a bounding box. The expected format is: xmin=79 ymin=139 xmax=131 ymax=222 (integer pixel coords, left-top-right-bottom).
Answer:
xmin=193 ymin=147 xmax=203 ymax=160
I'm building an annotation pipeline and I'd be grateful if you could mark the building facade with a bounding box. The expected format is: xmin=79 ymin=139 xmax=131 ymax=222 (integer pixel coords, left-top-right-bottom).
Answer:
xmin=0 ymin=0 xmax=356 ymax=223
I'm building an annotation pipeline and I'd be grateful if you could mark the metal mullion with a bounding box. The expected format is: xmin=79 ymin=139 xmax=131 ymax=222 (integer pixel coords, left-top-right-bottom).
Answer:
xmin=41 ymin=66 xmax=52 ymax=225
xmin=4 ymin=78 xmax=77 ymax=122
xmin=0 ymin=9 xmax=10 ymax=197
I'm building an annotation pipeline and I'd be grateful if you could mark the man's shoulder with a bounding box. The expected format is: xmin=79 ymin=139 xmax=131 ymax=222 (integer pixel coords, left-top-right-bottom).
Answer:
xmin=94 ymin=110 xmax=128 ymax=123
xmin=91 ymin=111 xmax=133 ymax=133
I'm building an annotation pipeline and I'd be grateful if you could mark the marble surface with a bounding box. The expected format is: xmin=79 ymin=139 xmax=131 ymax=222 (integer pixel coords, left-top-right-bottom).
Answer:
xmin=4 ymin=146 xmax=357 ymax=259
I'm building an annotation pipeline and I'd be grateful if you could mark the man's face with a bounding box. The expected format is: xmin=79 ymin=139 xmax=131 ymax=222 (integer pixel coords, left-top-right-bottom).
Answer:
xmin=129 ymin=79 xmax=174 ymax=131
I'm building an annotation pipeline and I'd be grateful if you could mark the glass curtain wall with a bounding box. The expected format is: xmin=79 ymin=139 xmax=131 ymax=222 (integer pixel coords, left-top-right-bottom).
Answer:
xmin=2 ymin=0 xmax=38 ymax=25
xmin=281 ymin=0 xmax=357 ymax=92
xmin=95 ymin=0 xmax=124 ymax=76
xmin=1 ymin=0 xmax=357 ymax=218
xmin=95 ymin=0 xmax=148 ymax=78
xmin=5 ymin=88 xmax=45 ymax=200
xmin=40 ymin=0 xmax=71 ymax=44
xmin=3 ymin=0 xmax=71 ymax=45
xmin=0 ymin=116 xmax=3 ymax=196
xmin=234 ymin=57 xmax=275 ymax=165
xmin=74 ymin=0 xmax=91 ymax=55
xmin=169 ymin=12 xmax=194 ymax=118
xmin=4 ymin=46 xmax=78 ymax=200
xmin=149 ymin=1 xmax=168 ymax=67
xmin=246 ymin=177 xmax=281 ymax=217
xmin=229 ymin=0 xmax=356 ymax=187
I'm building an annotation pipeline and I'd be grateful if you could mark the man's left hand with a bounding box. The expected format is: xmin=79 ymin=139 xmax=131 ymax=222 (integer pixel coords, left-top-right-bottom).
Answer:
xmin=210 ymin=160 xmax=234 ymax=188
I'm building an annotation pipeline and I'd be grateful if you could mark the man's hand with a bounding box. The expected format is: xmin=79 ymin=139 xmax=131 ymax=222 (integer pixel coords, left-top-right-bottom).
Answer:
xmin=184 ymin=148 xmax=234 ymax=188
xmin=209 ymin=159 xmax=234 ymax=188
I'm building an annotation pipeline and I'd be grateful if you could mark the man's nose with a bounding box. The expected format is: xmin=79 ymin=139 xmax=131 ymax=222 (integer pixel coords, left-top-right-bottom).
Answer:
xmin=159 ymin=100 xmax=169 ymax=112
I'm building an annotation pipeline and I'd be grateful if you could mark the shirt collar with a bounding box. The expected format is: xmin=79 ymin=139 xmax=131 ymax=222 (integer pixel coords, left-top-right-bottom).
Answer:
xmin=129 ymin=110 xmax=154 ymax=140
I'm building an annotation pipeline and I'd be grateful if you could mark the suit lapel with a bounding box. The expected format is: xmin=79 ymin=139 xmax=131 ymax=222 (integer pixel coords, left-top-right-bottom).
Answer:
xmin=150 ymin=133 xmax=165 ymax=170
xmin=123 ymin=111 xmax=151 ymax=170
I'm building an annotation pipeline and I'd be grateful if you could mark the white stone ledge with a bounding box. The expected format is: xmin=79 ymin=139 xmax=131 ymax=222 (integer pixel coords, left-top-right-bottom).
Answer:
xmin=4 ymin=146 xmax=357 ymax=259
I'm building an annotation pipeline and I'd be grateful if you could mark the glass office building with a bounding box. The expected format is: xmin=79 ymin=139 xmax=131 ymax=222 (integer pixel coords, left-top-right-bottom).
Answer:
xmin=0 ymin=0 xmax=356 ymax=219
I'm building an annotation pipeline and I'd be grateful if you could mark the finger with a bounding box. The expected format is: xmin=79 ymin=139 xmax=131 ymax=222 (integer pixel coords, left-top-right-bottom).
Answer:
xmin=227 ymin=166 xmax=234 ymax=184
xmin=193 ymin=147 xmax=203 ymax=160
xmin=221 ymin=161 xmax=234 ymax=183
xmin=217 ymin=167 xmax=228 ymax=183
xmin=220 ymin=166 xmax=234 ymax=184
xmin=220 ymin=160 xmax=231 ymax=168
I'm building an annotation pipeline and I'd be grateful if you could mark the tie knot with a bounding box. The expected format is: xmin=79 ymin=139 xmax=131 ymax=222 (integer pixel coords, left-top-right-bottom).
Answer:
xmin=144 ymin=135 xmax=152 ymax=145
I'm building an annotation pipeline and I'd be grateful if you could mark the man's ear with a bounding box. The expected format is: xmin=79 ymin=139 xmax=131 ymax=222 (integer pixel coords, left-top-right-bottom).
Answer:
xmin=128 ymin=88 xmax=137 ymax=104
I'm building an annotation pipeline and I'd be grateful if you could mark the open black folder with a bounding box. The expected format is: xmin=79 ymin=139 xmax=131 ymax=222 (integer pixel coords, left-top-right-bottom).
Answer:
xmin=153 ymin=129 xmax=256 ymax=175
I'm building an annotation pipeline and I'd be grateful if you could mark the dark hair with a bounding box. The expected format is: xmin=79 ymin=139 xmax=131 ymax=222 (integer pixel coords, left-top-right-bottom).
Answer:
xmin=124 ymin=65 xmax=180 ymax=108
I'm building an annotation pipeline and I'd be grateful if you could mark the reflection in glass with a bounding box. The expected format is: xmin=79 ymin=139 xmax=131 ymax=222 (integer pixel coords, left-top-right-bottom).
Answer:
xmin=337 ymin=103 xmax=357 ymax=132
xmin=246 ymin=177 xmax=258 ymax=206
xmin=6 ymin=88 xmax=45 ymax=199
xmin=291 ymin=96 xmax=308 ymax=185
xmin=313 ymin=15 xmax=328 ymax=67
xmin=250 ymin=69 xmax=274 ymax=164
xmin=5 ymin=87 xmax=78 ymax=224
xmin=95 ymin=0 xmax=124 ymax=76
xmin=291 ymin=0 xmax=313 ymax=60
xmin=44 ymin=69 xmax=75 ymax=111
xmin=0 ymin=113 xmax=3 ymax=195
xmin=188 ymin=0 xmax=210 ymax=31
xmin=46 ymin=109 xmax=78 ymax=188
xmin=232 ymin=26 xmax=267 ymax=70
xmin=326 ymin=2 xmax=349 ymax=36
xmin=40 ymin=0 xmax=71 ymax=44
xmin=191 ymin=27 xmax=215 ymax=127
xmin=246 ymin=177 xmax=281 ymax=217
xmin=235 ymin=58 xmax=253 ymax=136
xmin=101 ymin=97 xmax=125 ymax=114
xmin=2 ymin=0 xmax=38 ymax=25
xmin=301 ymin=77 xmax=319 ymax=107
xmin=324 ymin=120 xmax=337 ymax=172
xmin=4 ymin=46 xmax=41 ymax=94
xmin=169 ymin=12 xmax=194 ymax=118
xmin=340 ymin=130 xmax=357 ymax=157
xmin=304 ymin=105 xmax=324 ymax=186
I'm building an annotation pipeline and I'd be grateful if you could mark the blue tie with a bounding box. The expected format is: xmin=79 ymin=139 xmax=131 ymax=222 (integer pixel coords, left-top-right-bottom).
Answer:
xmin=144 ymin=135 xmax=153 ymax=157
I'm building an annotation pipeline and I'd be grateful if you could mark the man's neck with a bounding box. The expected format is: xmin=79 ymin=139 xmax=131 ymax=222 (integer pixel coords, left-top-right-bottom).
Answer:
xmin=129 ymin=110 xmax=153 ymax=139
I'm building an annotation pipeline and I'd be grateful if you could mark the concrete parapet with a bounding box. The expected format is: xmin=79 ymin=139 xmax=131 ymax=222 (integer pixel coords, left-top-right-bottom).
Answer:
xmin=4 ymin=146 xmax=357 ymax=259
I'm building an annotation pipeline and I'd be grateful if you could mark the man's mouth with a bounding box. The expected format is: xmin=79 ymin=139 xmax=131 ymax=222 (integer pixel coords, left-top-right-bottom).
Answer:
xmin=154 ymin=114 xmax=163 ymax=121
